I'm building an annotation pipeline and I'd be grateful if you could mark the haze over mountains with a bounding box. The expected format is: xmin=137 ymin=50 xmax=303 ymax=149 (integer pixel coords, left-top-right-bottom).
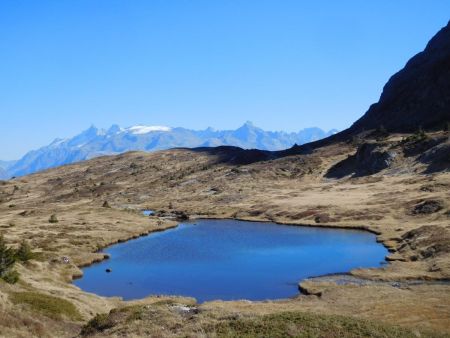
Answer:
xmin=1 ymin=122 xmax=336 ymax=178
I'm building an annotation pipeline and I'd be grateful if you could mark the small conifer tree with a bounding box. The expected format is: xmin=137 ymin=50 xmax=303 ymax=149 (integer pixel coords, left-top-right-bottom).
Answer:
xmin=16 ymin=240 xmax=33 ymax=262
xmin=0 ymin=235 xmax=16 ymax=279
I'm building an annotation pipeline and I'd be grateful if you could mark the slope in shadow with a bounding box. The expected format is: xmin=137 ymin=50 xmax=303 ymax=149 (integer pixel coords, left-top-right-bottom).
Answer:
xmin=181 ymin=146 xmax=275 ymax=165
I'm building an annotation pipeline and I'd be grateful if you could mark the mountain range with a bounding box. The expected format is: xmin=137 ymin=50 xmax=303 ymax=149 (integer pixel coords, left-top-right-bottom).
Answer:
xmin=1 ymin=122 xmax=337 ymax=178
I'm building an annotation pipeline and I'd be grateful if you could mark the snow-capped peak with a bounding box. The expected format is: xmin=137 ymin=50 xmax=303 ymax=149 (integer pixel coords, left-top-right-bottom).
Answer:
xmin=126 ymin=125 xmax=172 ymax=134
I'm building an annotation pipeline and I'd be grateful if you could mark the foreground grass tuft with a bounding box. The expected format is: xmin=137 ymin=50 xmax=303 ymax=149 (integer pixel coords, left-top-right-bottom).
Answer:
xmin=10 ymin=292 xmax=82 ymax=321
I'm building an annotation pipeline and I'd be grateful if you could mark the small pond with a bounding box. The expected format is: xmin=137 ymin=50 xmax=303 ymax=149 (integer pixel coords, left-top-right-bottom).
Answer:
xmin=74 ymin=219 xmax=387 ymax=302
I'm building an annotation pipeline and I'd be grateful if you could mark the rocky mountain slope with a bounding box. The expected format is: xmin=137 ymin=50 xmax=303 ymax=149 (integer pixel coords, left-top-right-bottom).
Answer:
xmin=6 ymin=122 xmax=336 ymax=178
xmin=348 ymin=21 xmax=450 ymax=134
xmin=297 ymin=20 xmax=450 ymax=152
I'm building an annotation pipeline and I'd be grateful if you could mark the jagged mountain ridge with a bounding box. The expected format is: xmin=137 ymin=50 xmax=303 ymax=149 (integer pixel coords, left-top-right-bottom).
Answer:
xmin=6 ymin=122 xmax=336 ymax=177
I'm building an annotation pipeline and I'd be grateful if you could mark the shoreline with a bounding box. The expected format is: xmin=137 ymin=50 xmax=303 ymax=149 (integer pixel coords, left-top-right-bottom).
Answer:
xmin=71 ymin=212 xmax=394 ymax=303
xmin=70 ymin=219 xmax=179 ymax=281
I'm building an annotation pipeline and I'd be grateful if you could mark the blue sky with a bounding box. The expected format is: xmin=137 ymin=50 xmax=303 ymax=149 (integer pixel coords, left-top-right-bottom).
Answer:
xmin=1 ymin=1 xmax=449 ymax=160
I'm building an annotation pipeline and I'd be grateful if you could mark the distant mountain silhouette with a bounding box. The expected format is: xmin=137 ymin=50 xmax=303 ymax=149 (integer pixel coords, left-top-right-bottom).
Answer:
xmin=5 ymin=123 xmax=336 ymax=177
xmin=0 ymin=160 xmax=16 ymax=179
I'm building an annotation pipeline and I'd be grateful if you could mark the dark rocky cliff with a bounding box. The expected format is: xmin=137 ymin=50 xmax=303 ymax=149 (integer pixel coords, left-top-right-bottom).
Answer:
xmin=349 ymin=21 xmax=450 ymax=133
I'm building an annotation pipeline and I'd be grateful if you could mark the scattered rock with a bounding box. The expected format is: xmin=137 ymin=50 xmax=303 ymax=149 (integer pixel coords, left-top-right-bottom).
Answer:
xmin=170 ymin=304 xmax=198 ymax=315
xmin=106 ymin=268 xmax=112 ymax=273
xmin=386 ymin=253 xmax=407 ymax=262
xmin=429 ymin=264 xmax=441 ymax=272
xmin=411 ymin=200 xmax=443 ymax=215
xmin=314 ymin=213 xmax=331 ymax=223
xmin=174 ymin=211 xmax=189 ymax=221
xmin=102 ymin=201 xmax=111 ymax=208
xmin=298 ymin=282 xmax=323 ymax=297
xmin=400 ymin=225 xmax=450 ymax=259
xmin=155 ymin=210 xmax=189 ymax=221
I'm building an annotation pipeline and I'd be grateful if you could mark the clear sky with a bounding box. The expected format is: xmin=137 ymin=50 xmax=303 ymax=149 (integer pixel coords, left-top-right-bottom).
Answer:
xmin=1 ymin=1 xmax=449 ymax=160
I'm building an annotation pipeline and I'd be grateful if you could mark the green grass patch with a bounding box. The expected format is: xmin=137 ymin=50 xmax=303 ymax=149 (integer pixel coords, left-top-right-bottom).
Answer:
xmin=207 ymin=311 xmax=442 ymax=338
xmin=10 ymin=291 xmax=82 ymax=321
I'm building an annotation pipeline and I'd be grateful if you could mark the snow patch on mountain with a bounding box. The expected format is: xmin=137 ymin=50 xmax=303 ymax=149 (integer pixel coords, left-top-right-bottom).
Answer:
xmin=126 ymin=125 xmax=172 ymax=134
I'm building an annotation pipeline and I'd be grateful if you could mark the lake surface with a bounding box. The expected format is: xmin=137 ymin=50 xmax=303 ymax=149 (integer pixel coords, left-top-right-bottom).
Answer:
xmin=74 ymin=219 xmax=387 ymax=302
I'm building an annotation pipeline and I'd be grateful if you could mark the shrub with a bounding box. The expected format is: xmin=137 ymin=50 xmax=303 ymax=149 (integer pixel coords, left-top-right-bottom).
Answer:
xmin=48 ymin=214 xmax=58 ymax=223
xmin=2 ymin=269 xmax=19 ymax=284
xmin=403 ymin=127 xmax=428 ymax=143
xmin=0 ymin=235 xmax=16 ymax=281
xmin=81 ymin=313 xmax=115 ymax=335
xmin=16 ymin=240 xmax=33 ymax=262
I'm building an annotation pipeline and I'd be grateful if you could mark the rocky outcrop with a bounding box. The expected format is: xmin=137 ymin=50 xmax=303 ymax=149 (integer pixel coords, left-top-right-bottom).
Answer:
xmin=348 ymin=21 xmax=450 ymax=133
xmin=290 ymin=21 xmax=450 ymax=154
xmin=411 ymin=200 xmax=444 ymax=215
xmin=399 ymin=225 xmax=450 ymax=261
xmin=419 ymin=140 xmax=450 ymax=173
xmin=155 ymin=210 xmax=189 ymax=221
xmin=326 ymin=142 xmax=397 ymax=178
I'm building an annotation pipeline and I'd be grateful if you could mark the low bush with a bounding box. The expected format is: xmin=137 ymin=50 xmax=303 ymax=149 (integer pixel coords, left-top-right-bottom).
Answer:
xmin=48 ymin=214 xmax=58 ymax=223
xmin=403 ymin=127 xmax=428 ymax=143
xmin=16 ymin=240 xmax=34 ymax=262
xmin=2 ymin=270 xmax=19 ymax=284
xmin=81 ymin=313 xmax=115 ymax=335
